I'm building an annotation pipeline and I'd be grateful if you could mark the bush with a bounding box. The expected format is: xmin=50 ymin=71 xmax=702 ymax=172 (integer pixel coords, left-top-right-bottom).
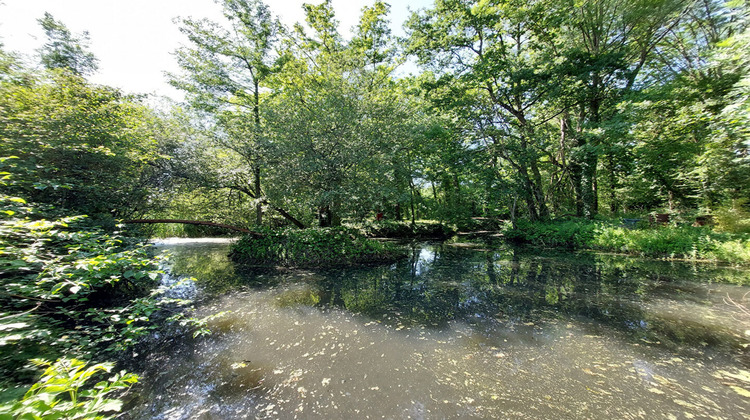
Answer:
xmin=355 ymin=220 xmax=454 ymax=239
xmin=504 ymin=219 xmax=596 ymax=249
xmin=714 ymin=199 xmax=750 ymax=234
xmin=0 ymin=195 xmax=209 ymax=391
xmin=503 ymin=217 xmax=750 ymax=264
xmin=0 ymin=358 xmax=137 ymax=420
xmin=230 ymin=227 xmax=407 ymax=267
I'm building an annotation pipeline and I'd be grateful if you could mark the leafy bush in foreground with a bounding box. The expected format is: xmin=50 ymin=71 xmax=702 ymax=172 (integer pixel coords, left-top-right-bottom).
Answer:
xmin=1 ymin=197 xmax=165 ymax=380
xmin=0 ymin=195 xmax=210 ymax=417
xmin=230 ymin=227 xmax=406 ymax=267
xmin=0 ymin=358 xmax=137 ymax=420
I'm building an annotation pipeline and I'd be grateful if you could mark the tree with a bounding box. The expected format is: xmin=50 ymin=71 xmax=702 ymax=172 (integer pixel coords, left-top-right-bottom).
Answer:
xmin=258 ymin=1 xmax=415 ymax=227
xmin=170 ymin=0 xmax=279 ymax=226
xmin=702 ymin=0 xmax=750 ymax=204
xmin=37 ymin=12 xmax=98 ymax=76
xmin=0 ymin=66 xmax=159 ymax=220
xmin=602 ymin=0 xmax=749 ymax=210
xmin=407 ymin=0 xmax=569 ymax=221
xmin=558 ymin=0 xmax=688 ymax=216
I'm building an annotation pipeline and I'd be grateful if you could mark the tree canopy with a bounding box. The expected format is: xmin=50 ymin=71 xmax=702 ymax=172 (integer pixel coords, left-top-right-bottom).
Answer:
xmin=2 ymin=0 xmax=749 ymax=229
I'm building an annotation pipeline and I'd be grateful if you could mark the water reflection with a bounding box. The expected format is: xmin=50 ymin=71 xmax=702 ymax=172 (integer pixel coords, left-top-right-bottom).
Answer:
xmin=128 ymin=241 xmax=750 ymax=419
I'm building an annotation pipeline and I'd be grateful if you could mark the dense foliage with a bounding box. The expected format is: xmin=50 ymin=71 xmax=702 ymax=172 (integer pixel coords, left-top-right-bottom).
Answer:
xmin=0 ymin=195 xmax=207 ymax=410
xmin=355 ymin=220 xmax=456 ymax=239
xmin=230 ymin=227 xmax=406 ymax=267
xmin=148 ymin=0 xmax=750 ymax=232
xmin=0 ymin=358 xmax=137 ymax=419
xmin=0 ymin=67 xmax=161 ymax=221
xmin=0 ymin=24 xmax=192 ymax=415
xmin=505 ymin=218 xmax=750 ymax=264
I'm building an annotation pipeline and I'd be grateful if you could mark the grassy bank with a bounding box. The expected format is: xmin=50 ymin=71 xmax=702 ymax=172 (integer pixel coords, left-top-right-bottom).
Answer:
xmin=230 ymin=227 xmax=407 ymax=267
xmin=504 ymin=219 xmax=750 ymax=265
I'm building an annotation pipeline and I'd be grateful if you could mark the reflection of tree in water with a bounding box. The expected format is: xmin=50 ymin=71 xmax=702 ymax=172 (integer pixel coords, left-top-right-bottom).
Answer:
xmin=316 ymin=244 xmax=470 ymax=327
xmin=310 ymin=244 xmax=747 ymax=355
xmin=162 ymin=244 xmax=282 ymax=296
xmin=165 ymin=242 xmax=748 ymax=355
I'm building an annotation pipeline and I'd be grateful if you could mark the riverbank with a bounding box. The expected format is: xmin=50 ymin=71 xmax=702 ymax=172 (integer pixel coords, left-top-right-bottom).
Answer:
xmin=504 ymin=219 xmax=750 ymax=265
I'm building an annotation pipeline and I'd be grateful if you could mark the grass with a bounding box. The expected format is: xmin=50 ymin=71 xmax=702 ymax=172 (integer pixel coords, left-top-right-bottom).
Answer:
xmin=504 ymin=219 xmax=750 ymax=265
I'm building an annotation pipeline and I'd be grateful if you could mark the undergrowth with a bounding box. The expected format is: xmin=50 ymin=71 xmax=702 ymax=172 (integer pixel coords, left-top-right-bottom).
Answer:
xmin=0 ymin=195 xmax=211 ymax=417
xmin=230 ymin=227 xmax=407 ymax=267
xmin=352 ymin=220 xmax=455 ymax=239
xmin=505 ymin=218 xmax=750 ymax=264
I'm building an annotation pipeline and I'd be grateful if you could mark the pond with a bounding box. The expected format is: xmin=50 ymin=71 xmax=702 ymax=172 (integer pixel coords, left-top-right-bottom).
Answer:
xmin=124 ymin=239 xmax=750 ymax=419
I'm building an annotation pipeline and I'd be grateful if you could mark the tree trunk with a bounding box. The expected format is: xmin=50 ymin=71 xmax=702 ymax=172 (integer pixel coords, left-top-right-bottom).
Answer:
xmin=529 ymin=159 xmax=549 ymax=220
xmin=266 ymin=201 xmax=305 ymax=229
xmin=253 ymin=78 xmax=263 ymax=226
xmin=230 ymin=185 xmax=305 ymax=229
xmin=582 ymin=159 xmax=598 ymax=218
xmin=409 ymin=177 xmax=417 ymax=226
xmin=254 ymin=166 xmax=262 ymax=225
xmin=318 ymin=205 xmax=331 ymax=227
xmin=520 ymin=165 xmax=540 ymax=222
xmin=606 ymin=153 xmax=619 ymax=214
xmin=431 ymin=180 xmax=442 ymax=224
xmin=331 ymin=200 xmax=341 ymax=227
xmin=583 ymin=72 xmax=602 ymax=218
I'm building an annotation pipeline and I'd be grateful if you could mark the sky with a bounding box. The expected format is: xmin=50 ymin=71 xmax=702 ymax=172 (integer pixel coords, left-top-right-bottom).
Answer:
xmin=0 ymin=0 xmax=433 ymax=99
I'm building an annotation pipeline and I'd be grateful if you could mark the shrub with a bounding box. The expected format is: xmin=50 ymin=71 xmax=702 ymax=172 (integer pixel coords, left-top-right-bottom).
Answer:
xmin=0 ymin=195 xmax=209 ymax=390
xmin=503 ymin=217 xmax=750 ymax=264
xmin=504 ymin=219 xmax=596 ymax=249
xmin=714 ymin=199 xmax=750 ymax=234
xmin=230 ymin=227 xmax=407 ymax=267
xmin=355 ymin=220 xmax=454 ymax=239
xmin=0 ymin=358 xmax=137 ymax=420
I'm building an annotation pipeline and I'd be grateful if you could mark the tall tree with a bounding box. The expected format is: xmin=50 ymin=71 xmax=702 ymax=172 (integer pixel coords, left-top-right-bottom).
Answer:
xmin=262 ymin=1 xmax=411 ymax=226
xmin=407 ymin=0 xmax=567 ymax=221
xmin=170 ymin=0 xmax=279 ymax=226
xmin=37 ymin=12 xmax=98 ymax=76
xmin=559 ymin=0 xmax=688 ymax=216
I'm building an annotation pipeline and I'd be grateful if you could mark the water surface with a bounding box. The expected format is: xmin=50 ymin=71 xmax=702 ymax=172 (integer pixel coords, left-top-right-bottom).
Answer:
xmin=127 ymin=239 xmax=750 ymax=419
